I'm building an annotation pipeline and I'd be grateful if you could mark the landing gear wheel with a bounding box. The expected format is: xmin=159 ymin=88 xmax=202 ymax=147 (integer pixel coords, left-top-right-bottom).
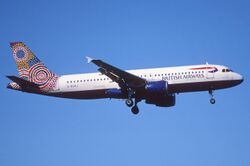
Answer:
xmin=126 ymin=99 xmax=134 ymax=107
xmin=131 ymin=106 xmax=139 ymax=115
xmin=210 ymin=98 xmax=216 ymax=104
xmin=209 ymin=90 xmax=216 ymax=105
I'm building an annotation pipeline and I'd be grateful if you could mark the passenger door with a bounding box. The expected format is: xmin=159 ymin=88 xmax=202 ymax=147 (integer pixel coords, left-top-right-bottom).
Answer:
xmin=206 ymin=66 xmax=214 ymax=79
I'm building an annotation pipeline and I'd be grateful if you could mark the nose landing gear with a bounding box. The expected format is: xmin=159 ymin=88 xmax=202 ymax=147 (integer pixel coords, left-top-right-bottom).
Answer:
xmin=209 ymin=90 xmax=216 ymax=104
xmin=210 ymin=98 xmax=216 ymax=104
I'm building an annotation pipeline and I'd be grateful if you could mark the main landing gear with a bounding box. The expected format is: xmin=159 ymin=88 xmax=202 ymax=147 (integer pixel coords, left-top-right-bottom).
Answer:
xmin=209 ymin=90 xmax=216 ymax=104
xmin=124 ymin=89 xmax=140 ymax=115
xmin=125 ymin=98 xmax=140 ymax=115
xmin=125 ymin=99 xmax=134 ymax=107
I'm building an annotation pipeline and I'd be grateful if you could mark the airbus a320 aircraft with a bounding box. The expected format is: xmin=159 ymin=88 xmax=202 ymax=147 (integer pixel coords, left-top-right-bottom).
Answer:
xmin=7 ymin=42 xmax=243 ymax=114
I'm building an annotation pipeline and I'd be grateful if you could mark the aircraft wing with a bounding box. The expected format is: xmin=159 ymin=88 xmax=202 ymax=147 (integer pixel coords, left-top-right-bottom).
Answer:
xmin=86 ymin=57 xmax=146 ymax=89
xmin=6 ymin=75 xmax=40 ymax=89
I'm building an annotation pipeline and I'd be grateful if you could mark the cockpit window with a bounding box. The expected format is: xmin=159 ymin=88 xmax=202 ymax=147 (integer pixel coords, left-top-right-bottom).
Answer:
xmin=222 ymin=69 xmax=233 ymax=72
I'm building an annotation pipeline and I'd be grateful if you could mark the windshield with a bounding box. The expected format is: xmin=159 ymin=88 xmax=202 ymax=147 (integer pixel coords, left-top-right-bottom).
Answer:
xmin=222 ymin=69 xmax=233 ymax=72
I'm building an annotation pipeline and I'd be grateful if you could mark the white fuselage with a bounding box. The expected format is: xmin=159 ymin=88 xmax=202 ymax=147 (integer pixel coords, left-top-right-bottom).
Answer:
xmin=54 ymin=64 xmax=243 ymax=98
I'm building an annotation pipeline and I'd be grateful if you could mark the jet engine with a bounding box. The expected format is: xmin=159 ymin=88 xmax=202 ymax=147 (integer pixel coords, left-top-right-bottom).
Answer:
xmin=145 ymin=80 xmax=168 ymax=95
xmin=145 ymin=94 xmax=176 ymax=107
xmin=144 ymin=81 xmax=175 ymax=107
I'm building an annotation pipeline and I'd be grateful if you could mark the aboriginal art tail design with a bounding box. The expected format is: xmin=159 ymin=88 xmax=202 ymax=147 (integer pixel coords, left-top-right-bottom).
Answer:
xmin=10 ymin=42 xmax=59 ymax=92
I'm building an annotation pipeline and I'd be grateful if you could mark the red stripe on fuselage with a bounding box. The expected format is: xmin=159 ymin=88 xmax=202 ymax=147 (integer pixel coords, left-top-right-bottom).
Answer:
xmin=189 ymin=67 xmax=216 ymax=70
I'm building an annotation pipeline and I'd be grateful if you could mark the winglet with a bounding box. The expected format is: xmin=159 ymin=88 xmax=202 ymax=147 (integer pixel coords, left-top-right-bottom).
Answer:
xmin=86 ymin=56 xmax=93 ymax=63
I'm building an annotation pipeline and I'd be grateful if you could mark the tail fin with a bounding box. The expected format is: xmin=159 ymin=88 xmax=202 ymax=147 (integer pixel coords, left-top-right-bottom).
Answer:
xmin=10 ymin=42 xmax=59 ymax=92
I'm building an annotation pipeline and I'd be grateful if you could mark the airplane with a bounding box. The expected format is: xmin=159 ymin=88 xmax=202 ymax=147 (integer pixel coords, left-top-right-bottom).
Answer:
xmin=7 ymin=42 xmax=244 ymax=114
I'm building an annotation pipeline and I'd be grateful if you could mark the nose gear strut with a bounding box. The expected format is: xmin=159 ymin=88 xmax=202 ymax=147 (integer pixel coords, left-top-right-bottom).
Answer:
xmin=209 ymin=90 xmax=216 ymax=104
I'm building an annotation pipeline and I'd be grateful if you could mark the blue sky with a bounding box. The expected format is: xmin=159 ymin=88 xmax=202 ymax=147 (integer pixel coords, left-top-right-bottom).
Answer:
xmin=0 ymin=0 xmax=250 ymax=166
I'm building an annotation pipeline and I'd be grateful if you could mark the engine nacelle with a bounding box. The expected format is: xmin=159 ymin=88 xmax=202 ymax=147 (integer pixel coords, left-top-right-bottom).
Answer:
xmin=145 ymin=81 xmax=168 ymax=95
xmin=145 ymin=94 xmax=176 ymax=107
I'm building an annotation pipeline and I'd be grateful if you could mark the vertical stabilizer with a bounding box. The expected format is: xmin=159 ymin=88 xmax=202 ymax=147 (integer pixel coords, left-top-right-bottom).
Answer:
xmin=10 ymin=42 xmax=59 ymax=92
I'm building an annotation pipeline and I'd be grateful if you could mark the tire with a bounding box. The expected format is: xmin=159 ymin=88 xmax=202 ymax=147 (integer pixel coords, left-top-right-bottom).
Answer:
xmin=210 ymin=98 xmax=216 ymax=104
xmin=131 ymin=106 xmax=139 ymax=115
xmin=126 ymin=99 xmax=134 ymax=107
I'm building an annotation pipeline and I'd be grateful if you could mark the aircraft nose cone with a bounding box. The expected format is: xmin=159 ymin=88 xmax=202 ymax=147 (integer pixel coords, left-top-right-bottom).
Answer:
xmin=240 ymin=75 xmax=244 ymax=83
xmin=235 ymin=73 xmax=244 ymax=84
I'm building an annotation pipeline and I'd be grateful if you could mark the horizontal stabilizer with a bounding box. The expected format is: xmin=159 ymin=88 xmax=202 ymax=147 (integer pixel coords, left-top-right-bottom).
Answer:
xmin=6 ymin=75 xmax=40 ymax=89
